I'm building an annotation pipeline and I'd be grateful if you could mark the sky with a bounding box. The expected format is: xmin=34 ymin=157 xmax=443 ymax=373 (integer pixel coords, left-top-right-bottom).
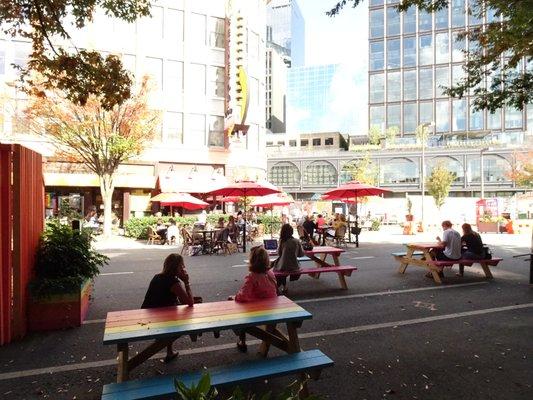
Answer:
xmin=292 ymin=0 xmax=369 ymax=134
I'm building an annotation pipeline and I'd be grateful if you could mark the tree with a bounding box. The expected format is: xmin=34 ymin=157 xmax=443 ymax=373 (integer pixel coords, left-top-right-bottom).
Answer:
xmin=24 ymin=76 xmax=160 ymax=236
xmin=415 ymin=123 xmax=431 ymax=146
xmin=385 ymin=126 xmax=398 ymax=145
xmin=0 ymin=1 xmax=151 ymax=110
xmin=327 ymin=0 xmax=533 ymax=111
xmin=368 ymin=126 xmax=382 ymax=145
xmin=509 ymin=151 xmax=533 ymax=188
xmin=426 ymin=164 xmax=455 ymax=210
xmin=342 ymin=153 xmax=378 ymax=185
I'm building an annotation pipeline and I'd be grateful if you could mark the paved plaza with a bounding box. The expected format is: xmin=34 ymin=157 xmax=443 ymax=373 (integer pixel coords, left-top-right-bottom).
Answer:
xmin=0 ymin=228 xmax=531 ymax=399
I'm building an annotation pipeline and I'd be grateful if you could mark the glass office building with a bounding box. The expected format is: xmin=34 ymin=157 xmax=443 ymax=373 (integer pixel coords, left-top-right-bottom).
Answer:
xmin=368 ymin=0 xmax=533 ymax=140
xmin=266 ymin=0 xmax=305 ymax=67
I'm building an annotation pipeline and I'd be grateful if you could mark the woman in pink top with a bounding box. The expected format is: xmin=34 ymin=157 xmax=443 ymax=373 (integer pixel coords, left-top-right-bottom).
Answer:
xmin=232 ymin=246 xmax=277 ymax=351
xmin=316 ymin=214 xmax=326 ymax=227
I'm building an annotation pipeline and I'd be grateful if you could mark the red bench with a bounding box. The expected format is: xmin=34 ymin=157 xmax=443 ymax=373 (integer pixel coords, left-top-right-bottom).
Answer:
xmin=273 ymin=265 xmax=357 ymax=290
xmin=427 ymin=258 xmax=502 ymax=278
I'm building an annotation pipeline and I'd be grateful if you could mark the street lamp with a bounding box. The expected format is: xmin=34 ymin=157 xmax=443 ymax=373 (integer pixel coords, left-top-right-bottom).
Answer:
xmin=420 ymin=122 xmax=435 ymax=226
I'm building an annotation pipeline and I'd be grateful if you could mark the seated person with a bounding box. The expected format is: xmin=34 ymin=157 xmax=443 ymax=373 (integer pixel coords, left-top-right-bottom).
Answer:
xmin=227 ymin=215 xmax=239 ymax=242
xmin=231 ymin=246 xmax=277 ymax=351
xmin=141 ymin=254 xmax=194 ymax=362
xmin=302 ymin=215 xmax=317 ymax=240
xmin=166 ymin=218 xmax=179 ymax=244
xmin=316 ymin=214 xmax=326 ymax=227
xmin=214 ymin=217 xmax=228 ymax=241
xmin=155 ymin=219 xmax=167 ymax=243
xmin=435 ymin=220 xmax=462 ymax=261
xmin=272 ymin=224 xmax=304 ymax=293
xmin=461 ymin=223 xmax=484 ymax=259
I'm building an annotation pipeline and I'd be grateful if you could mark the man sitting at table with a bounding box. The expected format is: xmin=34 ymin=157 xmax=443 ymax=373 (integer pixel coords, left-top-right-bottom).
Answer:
xmin=435 ymin=220 xmax=462 ymax=262
xmin=166 ymin=218 xmax=179 ymax=244
xmin=141 ymin=254 xmax=194 ymax=362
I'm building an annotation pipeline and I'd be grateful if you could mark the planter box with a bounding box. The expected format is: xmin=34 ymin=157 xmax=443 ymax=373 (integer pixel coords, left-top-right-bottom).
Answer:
xmin=477 ymin=221 xmax=499 ymax=234
xmin=28 ymin=279 xmax=93 ymax=331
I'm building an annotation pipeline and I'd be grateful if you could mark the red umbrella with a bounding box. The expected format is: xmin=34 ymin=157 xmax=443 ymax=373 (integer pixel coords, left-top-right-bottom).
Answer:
xmin=208 ymin=180 xmax=281 ymax=251
xmin=150 ymin=192 xmax=208 ymax=211
xmin=251 ymin=193 xmax=294 ymax=238
xmin=323 ymin=181 xmax=390 ymax=247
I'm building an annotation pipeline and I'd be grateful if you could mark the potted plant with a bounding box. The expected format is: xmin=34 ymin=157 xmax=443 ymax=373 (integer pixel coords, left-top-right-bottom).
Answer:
xmin=28 ymin=221 xmax=108 ymax=331
xmin=405 ymin=197 xmax=414 ymax=222
xmin=477 ymin=213 xmax=500 ymax=233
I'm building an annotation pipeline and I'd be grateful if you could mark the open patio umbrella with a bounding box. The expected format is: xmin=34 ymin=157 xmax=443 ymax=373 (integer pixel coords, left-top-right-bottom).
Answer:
xmin=323 ymin=181 xmax=390 ymax=247
xmin=208 ymin=180 xmax=281 ymax=252
xmin=150 ymin=192 xmax=209 ymax=213
xmin=251 ymin=192 xmax=294 ymax=238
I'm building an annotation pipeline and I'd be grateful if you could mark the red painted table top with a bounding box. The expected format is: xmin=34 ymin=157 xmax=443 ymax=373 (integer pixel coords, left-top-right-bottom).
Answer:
xmin=305 ymin=246 xmax=345 ymax=255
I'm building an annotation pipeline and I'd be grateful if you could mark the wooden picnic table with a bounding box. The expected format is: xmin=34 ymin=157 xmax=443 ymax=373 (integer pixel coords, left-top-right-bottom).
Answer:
xmin=394 ymin=242 xmax=445 ymax=283
xmin=103 ymin=296 xmax=312 ymax=383
xmin=304 ymin=246 xmax=345 ymax=268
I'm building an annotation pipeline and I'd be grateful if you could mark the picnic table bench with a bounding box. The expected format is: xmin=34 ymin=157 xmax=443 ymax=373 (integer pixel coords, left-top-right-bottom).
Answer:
xmin=102 ymin=296 xmax=332 ymax=399
xmin=393 ymin=243 xmax=502 ymax=284
xmin=270 ymin=246 xmax=357 ymax=290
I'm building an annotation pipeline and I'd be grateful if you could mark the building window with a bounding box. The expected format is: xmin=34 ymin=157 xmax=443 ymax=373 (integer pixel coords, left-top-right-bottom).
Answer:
xmin=209 ymin=17 xmax=225 ymax=48
xmin=403 ymin=37 xmax=416 ymax=67
xmin=387 ymin=39 xmax=401 ymax=69
xmin=380 ymin=158 xmax=419 ymax=184
xmin=435 ymin=32 xmax=449 ymax=64
xmin=452 ymin=64 xmax=464 ymax=86
xmin=370 ymin=74 xmax=385 ymax=103
xmin=325 ymin=138 xmax=334 ymax=145
xmin=467 ymin=155 xmax=510 ymax=183
xmin=208 ymin=66 xmax=224 ymax=98
xmin=304 ymin=161 xmax=337 ymax=185
xmin=419 ymin=68 xmax=433 ymax=99
xmin=419 ymin=101 xmax=433 ymax=125
xmin=403 ymin=70 xmax=416 ymax=101
xmin=370 ymin=105 xmax=385 ymax=129
xmin=145 ymin=57 xmax=163 ymax=91
xmin=486 ymin=7 xmax=499 ymax=24
xmin=436 ymin=100 xmax=450 ymax=132
xmin=419 ymin=35 xmax=433 ymax=65
xmin=387 ymin=104 xmax=400 ymax=130
xmin=403 ymin=7 xmax=416 ymax=34
xmin=370 ymin=9 xmax=384 ymax=38
xmin=370 ymin=41 xmax=384 ymax=70
xmin=452 ymin=32 xmax=465 ymax=62
xmin=435 ymin=66 xmax=449 ymax=98
xmin=185 ymin=114 xmax=206 ymax=147
xmin=289 ymin=140 xmax=297 ymax=147
xmin=13 ymin=41 xmax=30 ymax=71
xmin=505 ymin=107 xmax=523 ymax=129
xmin=266 ymin=141 xmax=273 ymax=146
xmin=0 ymin=48 xmax=5 ymax=75
xmin=312 ymin=138 xmax=321 ymax=146
xmin=269 ymin=162 xmax=301 ymax=186
xmin=301 ymin=139 xmax=309 ymax=146
xmin=122 ymin=54 xmax=136 ymax=76
xmin=452 ymin=99 xmax=466 ymax=131
xmin=470 ymin=101 xmax=484 ymax=130
xmin=143 ymin=6 xmax=163 ymax=40
xmin=166 ymin=9 xmax=184 ymax=43
xmin=468 ymin=3 xmax=483 ymax=26
xmin=387 ymin=71 xmax=401 ymax=102
xmin=488 ymin=109 xmax=502 ymax=130
xmin=527 ymin=103 xmax=533 ymax=135
xmin=165 ymin=60 xmax=183 ymax=95
xmin=428 ymin=157 xmax=464 ymax=183
xmin=435 ymin=6 xmax=449 ymax=29
xmin=189 ymin=63 xmax=206 ymax=95
xmin=208 ymin=115 xmax=224 ymax=147
xmin=164 ymin=112 xmax=183 ymax=142
xmin=277 ymin=141 xmax=285 ymax=146
xmin=386 ymin=7 xmax=400 ymax=36
xmin=191 ymin=13 xmax=206 ymax=46
xmin=248 ymin=31 xmax=259 ymax=59
xmin=451 ymin=0 xmax=465 ymax=28
xmin=418 ymin=10 xmax=432 ymax=32
xmin=403 ymin=103 xmax=417 ymax=134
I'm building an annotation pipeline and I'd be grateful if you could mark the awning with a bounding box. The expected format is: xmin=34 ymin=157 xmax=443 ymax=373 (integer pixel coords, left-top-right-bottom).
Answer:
xmin=158 ymin=172 xmax=228 ymax=194
xmin=44 ymin=173 xmax=156 ymax=189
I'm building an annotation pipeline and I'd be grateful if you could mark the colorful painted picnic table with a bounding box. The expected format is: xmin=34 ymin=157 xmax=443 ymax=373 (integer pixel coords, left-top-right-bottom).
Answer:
xmin=103 ymin=296 xmax=312 ymax=382
xmin=304 ymin=246 xmax=345 ymax=268
xmin=394 ymin=242 xmax=445 ymax=283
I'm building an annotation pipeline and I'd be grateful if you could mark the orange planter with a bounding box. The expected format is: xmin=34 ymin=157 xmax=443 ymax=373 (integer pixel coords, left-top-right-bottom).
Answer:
xmin=28 ymin=279 xmax=93 ymax=331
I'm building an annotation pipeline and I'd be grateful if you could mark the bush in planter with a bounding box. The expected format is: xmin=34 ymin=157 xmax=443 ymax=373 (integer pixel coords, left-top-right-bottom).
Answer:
xmin=369 ymin=218 xmax=381 ymax=231
xmin=29 ymin=220 xmax=108 ymax=299
xmin=206 ymin=214 xmax=230 ymax=225
xmin=257 ymin=214 xmax=282 ymax=234
xmin=124 ymin=216 xmax=197 ymax=239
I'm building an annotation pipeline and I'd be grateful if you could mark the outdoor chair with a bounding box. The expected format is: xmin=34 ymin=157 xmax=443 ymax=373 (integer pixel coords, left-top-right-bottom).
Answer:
xmin=333 ymin=225 xmax=347 ymax=247
xmin=146 ymin=226 xmax=161 ymax=245
xmin=213 ymin=228 xmax=231 ymax=255
xmin=180 ymin=228 xmax=199 ymax=255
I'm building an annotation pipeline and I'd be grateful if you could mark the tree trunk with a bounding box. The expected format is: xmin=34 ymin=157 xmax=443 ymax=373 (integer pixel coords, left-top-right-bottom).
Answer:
xmin=99 ymin=174 xmax=115 ymax=238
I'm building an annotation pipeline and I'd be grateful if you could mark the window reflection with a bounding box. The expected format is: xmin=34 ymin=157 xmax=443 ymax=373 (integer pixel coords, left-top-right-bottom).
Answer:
xmin=304 ymin=161 xmax=337 ymax=185
xmin=269 ymin=162 xmax=301 ymax=186
xmin=381 ymin=158 xmax=419 ymax=184
xmin=467 ymin=155 xmax=511 ymax=183
xmin=428 ymin=157 xmax=464 ymax=183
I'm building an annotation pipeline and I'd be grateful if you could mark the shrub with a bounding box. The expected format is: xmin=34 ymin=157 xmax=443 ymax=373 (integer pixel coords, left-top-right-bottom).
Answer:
xmin=206 ymin=214 xmax=230 ymax=225
xmin=29 ymin=220 xmax=108 ymax=298
xmin=257 ymin=214 xmax=282 ymax=234
xmin=124 ymin=216 xmax=197 ymax=239
xmin=369 ymin=218 xmax=381 ymax=231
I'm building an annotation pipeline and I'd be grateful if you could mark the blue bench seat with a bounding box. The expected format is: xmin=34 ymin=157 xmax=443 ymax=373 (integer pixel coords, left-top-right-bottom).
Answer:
xmin=101 ymin=349 xmax=333 ymax=400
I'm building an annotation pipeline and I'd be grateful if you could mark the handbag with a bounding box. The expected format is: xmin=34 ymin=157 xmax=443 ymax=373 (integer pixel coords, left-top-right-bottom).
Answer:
xmin=302 ymin=241 xmax=313 ymax=251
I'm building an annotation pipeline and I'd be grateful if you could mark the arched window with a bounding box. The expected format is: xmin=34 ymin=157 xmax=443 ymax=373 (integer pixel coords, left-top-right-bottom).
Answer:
xmin=304 ymin=161 xmax=337 ymax=185
xmin=340 ymin=159 xmax=379 ymax=184
xmin=268 ymin=162 xmax=301 ymax=187
xmin=380 ymin=157 xmax=419 ymax=184
xmin=427 ymin=156 xmax=464 ymax=184
xmin=467 ymin=155 xmax=511 ymax=183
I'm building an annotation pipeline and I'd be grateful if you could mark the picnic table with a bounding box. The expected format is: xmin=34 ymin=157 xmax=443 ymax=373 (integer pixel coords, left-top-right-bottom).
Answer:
xmin=103 ymin=296 xmax=314 ymax=383
xmin=304 ymin=246 xmax=345 ymax=268
xmin=393 ymin=242 xmax=501 ymax=284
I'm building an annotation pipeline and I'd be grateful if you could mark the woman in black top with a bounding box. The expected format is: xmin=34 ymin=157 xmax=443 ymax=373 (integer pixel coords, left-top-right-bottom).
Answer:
xmin=141 ymin=253 xmax=194 ymax=362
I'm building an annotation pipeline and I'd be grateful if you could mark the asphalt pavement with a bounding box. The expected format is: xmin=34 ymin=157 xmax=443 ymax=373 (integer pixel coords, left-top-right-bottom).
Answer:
xmin=0 ymin=228 xmax=531 ymax=400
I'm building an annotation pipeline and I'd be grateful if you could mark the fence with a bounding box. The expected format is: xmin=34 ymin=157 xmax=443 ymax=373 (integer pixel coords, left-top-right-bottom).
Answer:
xmin=0 ymin=144 xmax=44 ymax=345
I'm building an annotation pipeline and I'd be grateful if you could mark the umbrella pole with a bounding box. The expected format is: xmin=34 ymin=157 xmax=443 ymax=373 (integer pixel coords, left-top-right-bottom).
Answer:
xmin=243 ymin=194 xmax=247 ymax=253
xmin=271 ymin=207 xmax=274 ymax=238
xmin=355 ymin=194 xmax=359 ymax=248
